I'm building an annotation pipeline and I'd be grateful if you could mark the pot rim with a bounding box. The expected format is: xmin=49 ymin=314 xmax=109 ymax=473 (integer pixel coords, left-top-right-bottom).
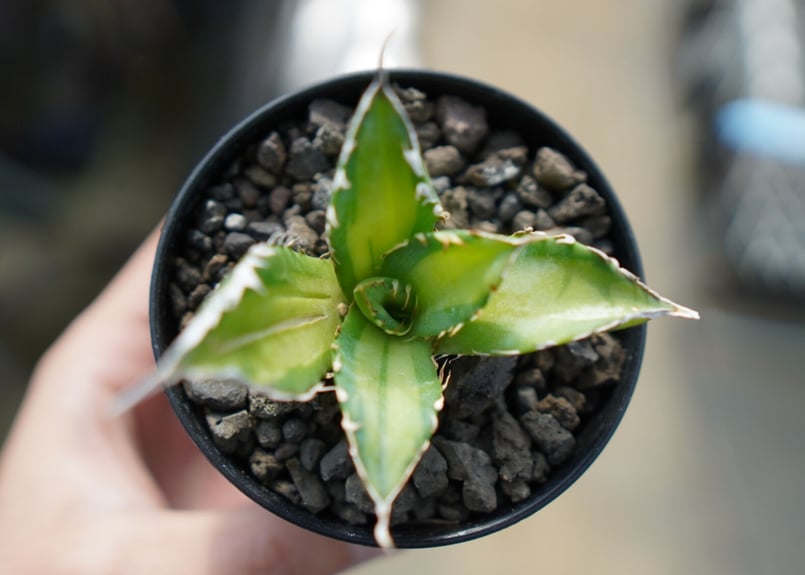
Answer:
xmin=150 ymin=68 xmax=646 ymax=548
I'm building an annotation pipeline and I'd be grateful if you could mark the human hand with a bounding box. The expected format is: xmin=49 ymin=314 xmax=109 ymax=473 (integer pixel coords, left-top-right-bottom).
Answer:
xmin=0 ymin=229 xmax=378 ymax=574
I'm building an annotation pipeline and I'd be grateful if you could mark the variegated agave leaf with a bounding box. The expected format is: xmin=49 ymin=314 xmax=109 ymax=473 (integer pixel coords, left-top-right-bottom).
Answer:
xmin=326 ymin=70 xmax=443 ymax=298
xmin=436 ymin=233 xmax=699 ymax=355
xmin=333 ymin=307 xmax=443 ymax=548
xmin=114 ymin=244 xmax=346 ymax=413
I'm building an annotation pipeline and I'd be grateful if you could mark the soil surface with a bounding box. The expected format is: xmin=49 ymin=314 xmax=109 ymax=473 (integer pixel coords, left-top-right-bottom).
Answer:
xmin=164 ymin=83 xmax=627 ymax=531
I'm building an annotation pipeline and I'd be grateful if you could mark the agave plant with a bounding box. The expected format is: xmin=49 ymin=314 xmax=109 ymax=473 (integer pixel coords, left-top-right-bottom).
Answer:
xmin=127 ymin=70 xmax=698 ymax=547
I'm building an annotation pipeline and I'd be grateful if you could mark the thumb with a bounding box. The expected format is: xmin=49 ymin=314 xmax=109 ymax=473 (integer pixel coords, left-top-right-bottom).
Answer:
xmin=118 ymin=507 xmax=379 ymax=575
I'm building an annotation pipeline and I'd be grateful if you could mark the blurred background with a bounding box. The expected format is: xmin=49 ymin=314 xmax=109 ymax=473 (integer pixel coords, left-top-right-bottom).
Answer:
xmin=1 ymin=0 xmax=803 ymax=573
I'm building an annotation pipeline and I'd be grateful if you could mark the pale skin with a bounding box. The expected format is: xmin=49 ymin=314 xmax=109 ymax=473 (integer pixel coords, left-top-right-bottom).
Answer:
xmin=0 ymin=229 xmax=379 ymax=574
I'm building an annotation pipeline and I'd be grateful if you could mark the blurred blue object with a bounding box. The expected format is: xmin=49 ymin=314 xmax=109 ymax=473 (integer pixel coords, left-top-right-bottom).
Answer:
xmin=716 ymin=99 xmax=805 ymax=166
xmin=675 ymin=0 xmax=805 ymax=301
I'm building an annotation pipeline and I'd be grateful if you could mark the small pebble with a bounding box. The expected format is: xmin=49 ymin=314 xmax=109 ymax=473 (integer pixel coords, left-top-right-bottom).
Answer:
xmin=308 ymin=99 xmax=352 ymax=129
xmin=320 ymin=441 xmax=353 ymax=482
xmin=412 ymin=446 xmax=449 ymax=499
xmin=516 ymin=175 xmax=553 ymax=209
xmin=174 ymin=258 xmax=202 ymax=292
xmin=531 ymin=452 xmax=551 ymax=483
xmin=269 ymin=186 xmax=292 ymax=215
xmin=200 ymin=200 xmax=227 ymax=234
xmin=169 ymin=283 xmax=186 ymax=317
xmin=463 ymin=147 xmax=527 ymax=187
xmin=498 ymin=192 xmax=522 ymax=224
xmin=313 ymin=123 xmax=344 ymax=156
xmin=287 ymin=458 xmax=330 ymax=514
xmin=250 ymin=448 xmax=283 ymax=482
xmin=345 ymin=474 xmax=374 ymax=514
xmin=492 ymin=410 xmax=533 ymax=481
xmin=415 ymin=121 xmax=441 ymax=150
xmin=500 ymin=478 xmax=531 ymax=502
xmin=254 ymin=420 xmax=282 ymax=449
xmin=285 ymin=216 xmax=319 ymax=252
xmin=274 ymin=442 xmax=300 ymax=460
xmin=532 ymin=147 xmax=587 ymax=190
xmin=244 ymin=165 xmax=277 ymax=188
xmin=286 ymin=137 xmax=330 ymax=181
xmin=537 ymin=394 xmax=580 ymax=431
xmin=511 ymin=210 xmax=537 ymax=231
xmin=436 ymin=95 xmax=488 ymax=154
xmin=186 ymin=229 xmax=212 ymax=253
xmin=311 ymin=178 xmax=331 ymax=210
xmin=205 ymin=410 xmax=253 ymax=455
xmin=222 ymin=232 xmax=255 ymax=259
xmin=548 ymin=184 xmax=607 ymax=224
xmin=270 ymin=479 xmax=301 ymax=505
xmin=481 ymin=130 xmax=525 ymax=157
xmin=247 ymin=220 xmax=283 ymax=240
xmin=305 ymin=209 xmax=327 ymax=234
xmin=520 ymin=412 xmax=575 ymax=466
xmin=224 ymin=213 xmax=247 ymax=231
xmin=256 ymin=132 xmax=287 ymax=174
xmin=466 ymin=187 xmax=500 ymax=220
xmin=203 ymin=253 xmax=229 ymax=282
xmin=184 ymin=379 xmax=249 ymax=411
xmin=208 ymin=183 xmax=235 ymax=201
xmin=282 ymin=418 xmax=309 ymax=443
xmin=424 ymin=145 xmax=465 ymax=177
xmin=438 ymin=186 xmax=470 ymax=229
xmin=396 ymin=86 xmax=433 ymax=123
xmin=291 ymin=183 xmax=313 ymax=212
xmin=462 ymin=477 xmax=497 ymax=513
xmin=299 ymin=438 xmax=328 ymax=471
xmin=533 ymin=209 xmax=557 ymax=231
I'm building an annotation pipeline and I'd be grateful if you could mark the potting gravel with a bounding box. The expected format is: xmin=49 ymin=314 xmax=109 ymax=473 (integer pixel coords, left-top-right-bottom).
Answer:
xmin=165 ymin=83 xmax=627 ymax=529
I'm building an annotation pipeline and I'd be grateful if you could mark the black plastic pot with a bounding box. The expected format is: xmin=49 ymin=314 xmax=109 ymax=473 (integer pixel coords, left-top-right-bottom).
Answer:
xmin=150 ymin=69 xmax=646 ymax=548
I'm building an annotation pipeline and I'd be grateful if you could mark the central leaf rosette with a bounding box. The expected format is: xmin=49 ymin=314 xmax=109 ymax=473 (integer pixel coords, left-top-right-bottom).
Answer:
xmin=140 ymin=70 xmax=698 ymax=548
xmin=353 ymin=277 xmax=417 ymax=336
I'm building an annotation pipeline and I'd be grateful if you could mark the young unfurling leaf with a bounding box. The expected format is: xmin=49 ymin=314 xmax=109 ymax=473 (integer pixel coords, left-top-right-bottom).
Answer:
xmin=378 ymin=230 xmax=521 ymax=339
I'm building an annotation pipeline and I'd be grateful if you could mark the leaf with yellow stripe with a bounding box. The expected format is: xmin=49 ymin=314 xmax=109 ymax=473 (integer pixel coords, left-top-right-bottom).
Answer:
xmin=436 ymin=233 xmax=699 ymax=355
xmin=333 ymin=307 xmax=443 ymax=547
xmin=326 ymin=71 xmax=442 ymax=298
xmin=156 ymin=244 xmax=346 ymax=399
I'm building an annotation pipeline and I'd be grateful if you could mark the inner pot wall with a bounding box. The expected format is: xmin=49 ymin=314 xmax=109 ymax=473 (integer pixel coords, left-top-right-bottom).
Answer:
xmin=149 ymin=69 xmax=647 ymax=548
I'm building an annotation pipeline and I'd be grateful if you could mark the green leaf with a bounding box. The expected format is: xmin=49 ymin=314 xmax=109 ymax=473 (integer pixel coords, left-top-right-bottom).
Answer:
xmin=158 ymin=244 xmax=346 ymax=399
xmin=327 ymin=72 xmax=443 ymax=298
xmin=436 ymin=233 xmax=699 ymax=355
xmin=333 ymin=307 xmax=443 ymax=548
xmin=380 ymin=230 xmax=521 ymax=339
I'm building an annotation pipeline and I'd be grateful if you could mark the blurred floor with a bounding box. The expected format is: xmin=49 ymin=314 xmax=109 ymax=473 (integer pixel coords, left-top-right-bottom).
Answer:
xmin=1 ymin=1 xmax=803 ymax=574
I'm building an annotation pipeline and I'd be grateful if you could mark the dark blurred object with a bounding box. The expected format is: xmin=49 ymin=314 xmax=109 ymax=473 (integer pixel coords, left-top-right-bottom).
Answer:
xmin=675 ymin=0 xmax=805 ymax=302
xmin=0 ymin=0 xmax=174 ymax=173
xmin=0 ymin=0 xmax=288 ymax=430
xmin=0 ymin=0 xmax=287 ymax=175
